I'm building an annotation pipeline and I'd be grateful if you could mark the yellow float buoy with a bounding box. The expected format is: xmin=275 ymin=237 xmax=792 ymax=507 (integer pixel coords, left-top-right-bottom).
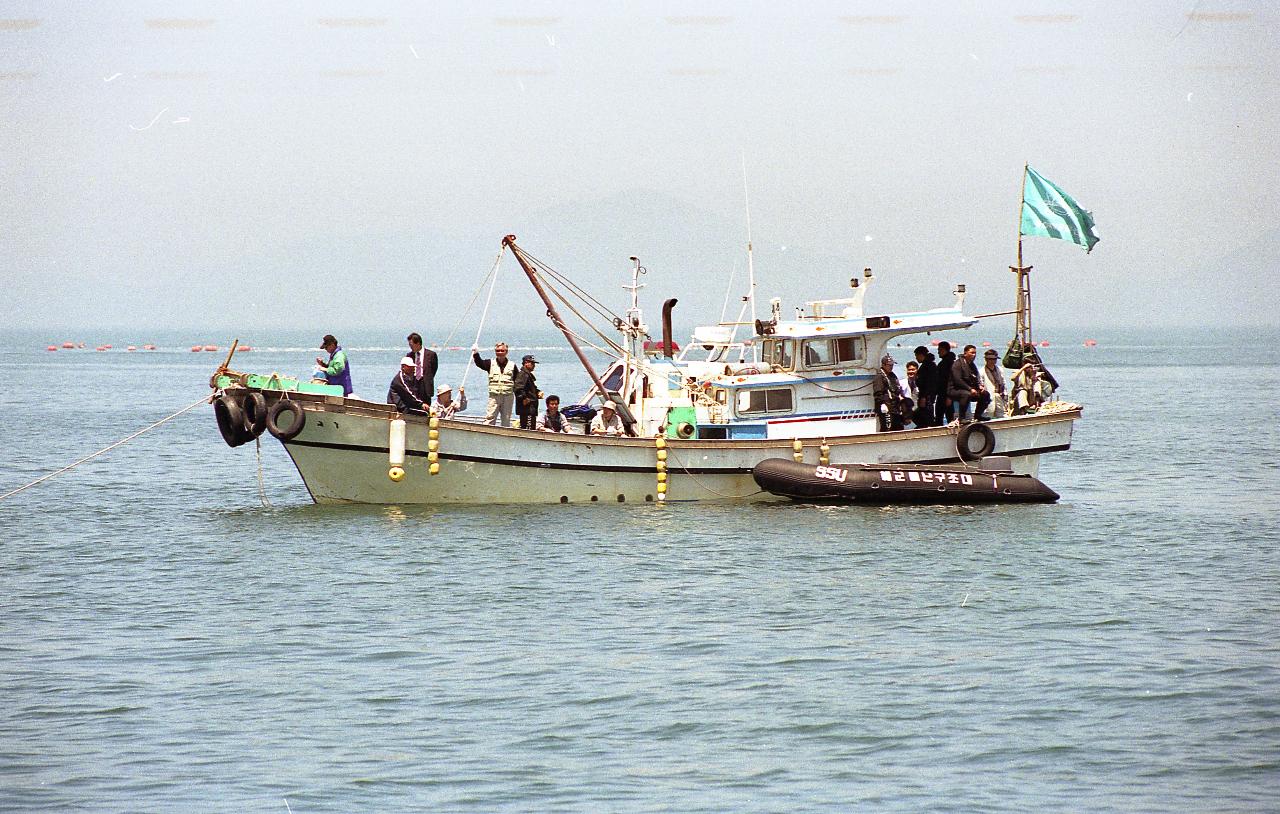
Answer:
xmin=388 ymin=466 xmax=405 ymax=482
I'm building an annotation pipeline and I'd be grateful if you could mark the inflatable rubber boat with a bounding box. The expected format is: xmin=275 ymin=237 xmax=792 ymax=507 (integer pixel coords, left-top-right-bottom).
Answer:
xmin=752 ymin=457 xmax=1059 ymax=504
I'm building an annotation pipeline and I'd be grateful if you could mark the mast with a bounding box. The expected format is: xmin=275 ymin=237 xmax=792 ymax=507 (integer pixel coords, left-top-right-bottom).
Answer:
xmin=620 ymin=255 xmax=647 ymax=400
xmin=742 ymin=153 xmax=760 ymax=362
xmin=1011 ymin=163 xmax=1033 ymax=351
xmin=502 ymin=235 xmax=636 ymax=435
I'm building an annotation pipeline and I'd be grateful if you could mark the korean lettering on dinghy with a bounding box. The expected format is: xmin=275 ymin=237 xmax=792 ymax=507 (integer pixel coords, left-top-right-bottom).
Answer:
xmin=880 ymin=470 xmax=973 ymax=485
xmin=813 ymin=465 xmax=849 ymax=483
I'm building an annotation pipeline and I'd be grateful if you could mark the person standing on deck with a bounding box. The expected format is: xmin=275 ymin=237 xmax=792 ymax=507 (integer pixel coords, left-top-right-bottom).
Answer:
xmin=934 ymin=341 xmax=956 ymax=425
xmin=471 ymin=341 xmax=517 ymax=427
xmin=872 ymin=354 xmax=905 ymax=432
xmin=405 ymin=332 xmax=438 ymax=405
xmin=903 ymin=360 xmax=921 ymax=428
xmin=315 ymin=334 xmax=354 ymax=396
xmin=512 ymin=355 xmax=542 ymax=430
xmin=913 ymin=346 xmax=938 ymax=427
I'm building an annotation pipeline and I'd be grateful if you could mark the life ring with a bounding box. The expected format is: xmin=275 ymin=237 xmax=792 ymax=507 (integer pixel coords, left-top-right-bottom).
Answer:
xmin=267 ymin=399 xmax=306 ymax=441
xmin=214 ymin=395 xmax=251 ymax=448
xmin=242 ymin=392 xmax=268 ymax=438
xmin=956 ymin=422 xmax=996 ymax=461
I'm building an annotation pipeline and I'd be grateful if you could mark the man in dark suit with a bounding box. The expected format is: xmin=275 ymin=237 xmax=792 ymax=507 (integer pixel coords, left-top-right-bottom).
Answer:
xmin=406 ymin=331 xmax=438 ymax=404
xmin=913 ymin=345 xmax=938 ymax=427
xmin=934 ymin=341 xmax=957 ymax=425
xmin=948 ymin=344 xmax=991 ymax=424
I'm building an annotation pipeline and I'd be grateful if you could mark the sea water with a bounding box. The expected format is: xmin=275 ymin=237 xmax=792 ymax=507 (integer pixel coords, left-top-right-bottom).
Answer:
xmin=1 ymin=327 xmax=1277 ymax=812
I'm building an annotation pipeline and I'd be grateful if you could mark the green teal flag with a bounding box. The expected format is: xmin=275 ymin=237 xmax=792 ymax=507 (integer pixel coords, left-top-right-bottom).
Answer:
xmin=1020 ymin=166 xmax=1100 ymax=253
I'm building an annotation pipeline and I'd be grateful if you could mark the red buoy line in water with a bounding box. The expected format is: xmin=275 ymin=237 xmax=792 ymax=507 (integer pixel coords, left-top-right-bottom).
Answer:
xmin=0 ymin=395 xmax=211 ymax=503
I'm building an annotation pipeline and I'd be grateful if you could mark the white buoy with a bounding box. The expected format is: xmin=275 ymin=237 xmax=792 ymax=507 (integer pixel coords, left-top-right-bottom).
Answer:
xmin=388 ymin=418 xmax=406 ymax=481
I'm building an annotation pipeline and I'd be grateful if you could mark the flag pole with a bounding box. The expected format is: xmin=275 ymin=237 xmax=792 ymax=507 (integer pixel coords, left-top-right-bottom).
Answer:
xmin=1011 ymin=163 xmax=1033 ymax=351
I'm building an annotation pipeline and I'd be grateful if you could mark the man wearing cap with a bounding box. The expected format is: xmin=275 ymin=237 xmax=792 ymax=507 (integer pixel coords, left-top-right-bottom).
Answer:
xmin=388 ymin=356 xmax=429 ymax=414
xmin=315 ymin=334 xmax=354 ymax=396
xmin=431 ymin=384 xmax=467 ymax=419
xmin=872 ymin=354 xmax=905 ymax=432
xmin=912 ymin=345 xmax=938 ymax=427
xmin=405 ymin=332 xmax=438 ymax=404
xmin=471 ymin=341 xmax=517 ymax=427
xmin=512 ymin=354 xmax=542 ymax=430
xmin=978 ymin=348 xmax=1008 ymax=420
xmin=590 ymin=400 xmax=625 ymax=436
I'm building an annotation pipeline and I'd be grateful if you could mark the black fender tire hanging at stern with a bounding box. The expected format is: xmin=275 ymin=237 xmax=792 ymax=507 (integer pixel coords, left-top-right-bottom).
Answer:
xmin=214 ymin=396 xmax=252 ymax=448
xmin=266 ymin=399 xmax=306 ymax=441
xmin=956 ymin=422 xmax=996 ymax=461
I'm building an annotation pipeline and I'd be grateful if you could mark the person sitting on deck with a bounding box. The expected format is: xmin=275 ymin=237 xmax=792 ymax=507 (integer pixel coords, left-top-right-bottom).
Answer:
xmin=431 ymin=384 xmax=467 ymax=419
xmin=314 ymin=334 xmax=354 ymax=396
xmin=388 ymin=356 xmax=429 ymax=415
xmin=978 ymin=348 xmax=1009 ymax=419
xmin=589 ymin=400 xmax=625 ymax=437
xmin=536 ymin=395 xmax=570 ymax=433
xmin=949 ymin=344 xmax=991 ymax=424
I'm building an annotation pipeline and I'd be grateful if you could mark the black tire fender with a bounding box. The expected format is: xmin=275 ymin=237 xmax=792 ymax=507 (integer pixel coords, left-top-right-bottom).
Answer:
xmin=243 ymin=392 xmax=268 ymax=438
xmin=957 ymin=422 xmax=996 ymax=461
xmin=214 ymin=396 xmax=251 ymax=448
xmin=267 ymin=400 xmax=306 ymax=441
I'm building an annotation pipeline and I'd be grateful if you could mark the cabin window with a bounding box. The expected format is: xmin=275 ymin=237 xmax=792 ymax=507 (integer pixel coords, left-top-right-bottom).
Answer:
xmin=737 ymin=387 xmax=794 ymax=415
xmin=802 ymin=337 xmax=864 ymax=368
xmin=833 ymin=336 xmax=865 ymax=364
xmin=601 ymin=365 xmax=625 ymax=393
xmin=801 ymin=339 xmax=834 ymax=368
xmin=763 ymin=338 xmax=794 ymax=370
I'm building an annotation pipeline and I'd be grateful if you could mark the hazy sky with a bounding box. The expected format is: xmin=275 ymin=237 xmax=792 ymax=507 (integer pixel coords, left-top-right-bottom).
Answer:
xmin=2 ymin=2 xmax=1276 ymax=336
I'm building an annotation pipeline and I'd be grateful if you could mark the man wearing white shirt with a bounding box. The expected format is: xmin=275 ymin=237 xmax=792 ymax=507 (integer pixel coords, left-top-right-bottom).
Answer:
xmin=589 ymin=401 xmax=625 ymax=436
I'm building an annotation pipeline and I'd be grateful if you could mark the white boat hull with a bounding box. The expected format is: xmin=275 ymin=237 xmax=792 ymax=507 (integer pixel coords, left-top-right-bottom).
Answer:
xmin=272 ymin=395 xmax=1079 ymax=505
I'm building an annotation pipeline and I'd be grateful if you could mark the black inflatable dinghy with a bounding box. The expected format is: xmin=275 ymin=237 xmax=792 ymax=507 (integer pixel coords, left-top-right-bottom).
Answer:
xmin=752 ymin=457 xmax=1059 ymax=504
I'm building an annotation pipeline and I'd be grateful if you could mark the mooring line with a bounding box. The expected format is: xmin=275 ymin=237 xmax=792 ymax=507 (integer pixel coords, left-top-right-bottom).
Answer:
xmin=0 ymin=395 xmax=211 ymax=503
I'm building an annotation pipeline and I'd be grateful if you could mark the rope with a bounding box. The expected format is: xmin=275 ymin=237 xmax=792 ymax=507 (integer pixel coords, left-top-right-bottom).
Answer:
xmin=0 ymin=395 xmax=210 ymax=502
xmin=460 ymin=249 xmax=505 ymax=395
xmin=441 ymin=246 xmax=505 ymax=350
xmin=255 ymin=435 xmax=273 ymax=507
xmin=665 ymin=446 xmax=765 ymax=499
xmin=537 ymin=270 xmax=626 ymax=354
xmin=512 ymin=245 xmax=623 ymax=325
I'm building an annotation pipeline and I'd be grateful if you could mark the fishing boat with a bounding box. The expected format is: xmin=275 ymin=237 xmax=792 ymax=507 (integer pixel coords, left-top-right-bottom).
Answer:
xmin=209 ymin=227 xmax=1083 ymax=505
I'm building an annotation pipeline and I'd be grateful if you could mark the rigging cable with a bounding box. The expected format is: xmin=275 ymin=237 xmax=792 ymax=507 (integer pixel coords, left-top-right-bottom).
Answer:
xmin=441 ymin=245 xmax=506 ymax=351
xmin=459 ymin=247 xmax=506 ymax=395
xmin=0 ymin=395 xmax=211 ymax=503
